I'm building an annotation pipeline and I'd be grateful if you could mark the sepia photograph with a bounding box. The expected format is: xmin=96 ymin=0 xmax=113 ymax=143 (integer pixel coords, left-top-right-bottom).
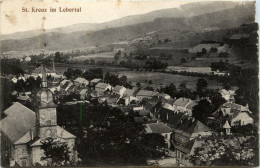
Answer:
xmin=0 ymin=0 xmax=259 ymax=167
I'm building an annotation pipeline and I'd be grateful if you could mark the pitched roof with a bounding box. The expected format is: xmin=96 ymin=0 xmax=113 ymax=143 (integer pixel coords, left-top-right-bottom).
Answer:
xmin=96 ymin=82 xmax=111 ymax=89
xmin=74 ymin=77 xmax=89 ymax=84
xmin=145 ymin=122 xmax=173 ymax=134
xmin=186 ymin=101 xmax=197 ymax=110
xmin=113 ymin=85 xmax=126 ymax=92
xmin=223 ymin=120 xmax=231 ymax=129
xmin=91 ymin=78 xmax=102 ymax=83
xmin=123 ymin=89 xmax=135 ymax=97
xmin=32 ymin=66 xmax=54 ymax=74
xmin=174 ymin=118 xmax=211 ymax=137
xmin=57 ymin=126 xmax=76 ymax=139
xmin=173 ymin=98 xmax=193 ymax=107
xmin=159 ymin=108 xmax=185 ymax=128
xmin=175 ymin=137 xmax=205 ymax=154
xmin=138 ymin=110 xmax=151 ymax=116
xmin=136 ymin=90 xmax=158 ymax=97
xmin=0 ymin=102 xmax=36 ymax=143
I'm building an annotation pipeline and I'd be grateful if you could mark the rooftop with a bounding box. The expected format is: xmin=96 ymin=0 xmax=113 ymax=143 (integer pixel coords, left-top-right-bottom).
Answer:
xmin=1 ymin=102 xmax=36 ymax=143
xmin=145 ymin=122 xmax=172 ymax=134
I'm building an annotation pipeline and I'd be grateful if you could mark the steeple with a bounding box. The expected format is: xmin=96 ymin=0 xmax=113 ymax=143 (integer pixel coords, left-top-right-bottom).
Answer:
xmin=42 ymin=65 xmax=48 ymax=88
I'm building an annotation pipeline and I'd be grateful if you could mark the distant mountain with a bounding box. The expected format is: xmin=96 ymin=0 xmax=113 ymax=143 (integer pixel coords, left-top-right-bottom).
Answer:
xmin=1 ymin=2 xmax=255 ymax=53
xmin=1 ymin=1 xmax=240 ymax=41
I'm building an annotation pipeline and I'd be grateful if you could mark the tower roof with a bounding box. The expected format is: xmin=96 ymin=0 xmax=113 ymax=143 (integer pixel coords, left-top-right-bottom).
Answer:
xmin=223 ymin=120 xmax=231 ymax=129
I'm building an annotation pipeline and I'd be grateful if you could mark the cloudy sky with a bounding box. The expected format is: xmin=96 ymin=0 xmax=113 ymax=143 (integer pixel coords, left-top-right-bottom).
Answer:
xmin=0 ymin=0 xmax=247 ymax=35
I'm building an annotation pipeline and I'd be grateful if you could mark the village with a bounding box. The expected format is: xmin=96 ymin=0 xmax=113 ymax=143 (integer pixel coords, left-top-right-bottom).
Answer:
xmin=0 ymin=1 xmax=258 ymax=167
xmin=0 ymin=57 xmax=258 ymax=166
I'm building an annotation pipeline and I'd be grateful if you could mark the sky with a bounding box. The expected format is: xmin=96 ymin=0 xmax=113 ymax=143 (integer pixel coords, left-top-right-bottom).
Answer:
xmin=0 ymin=0 xmax=255 ymax=35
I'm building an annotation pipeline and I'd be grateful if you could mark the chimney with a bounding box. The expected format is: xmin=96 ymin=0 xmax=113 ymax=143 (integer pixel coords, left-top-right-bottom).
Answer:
xmin=246 ymin=104 xmax=249 ymax=109
xmin=166 ymin=113 xmax=169 ymax=120
xmin=30 ymin=130 xmax=34 ymax=140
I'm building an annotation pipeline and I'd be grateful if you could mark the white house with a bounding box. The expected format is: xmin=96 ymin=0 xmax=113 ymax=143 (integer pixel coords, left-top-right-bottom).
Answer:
xmin=112 ymin=85 xmax=126 ymax=97
xmin=12 ymin=77 xmax=18 ymax=83
xmin=172 ymin=98 xmax=196 ymax=113
xmin=219 ymin=89 xmax=236 ymax=102
xmin=214 ymin=102 xmax=254 ymax=126
xmin=120 ymin=89 xmax=136 ymax=105
xmin=95 ymin=83 xmax=112 ymax=95
xmin=74 ymin=77 xmax=89 ymax=87
xmin=24 ymin=56 xmax=31 ymax=62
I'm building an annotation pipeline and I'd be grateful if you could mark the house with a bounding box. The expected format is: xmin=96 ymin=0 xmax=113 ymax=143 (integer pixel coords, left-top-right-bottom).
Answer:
xmin=112 ymin=85 xmax=126 ymax=97
xmin=105 ymin=94 xmax=120 ymax=106
xmin=115 ymin=106 xmax=131 ymax=116
xmin=119 ymin=89 xmax=136 ymax=105
xmin=12 ymin=77 xmax=18 ymax=83
xmin=95 ymin=83 xmax=112 ymax=95
xmin=31 ymin=65 xmax=56 ymax=77
xmin=213 ymin=102 xmax=254 ymax=126
xmin=175 ymin=137 xmax=206 ymax=166
xmin=145 ymin=122 xmax=173 ymax=148
xmin=90 ymin=78 xmax=102 ymax=86
xmin=157 ymin=93 xmax=171 ymax=100
xmin=172 ymin=116 xmax=212 ymax=146
xmin=80 ymin=89 xmax=88 ymax=100
xmin=128 ymin=104 xmax=144 ymax=112
xmin=24 ymin=56 xmax=31 ymax=62
xmin=0 ymin=68 xmax=77 ymax=167
xmin=74 ymin=77 xmax=89 ymax=87
xmin=172 ymin=98 xmax=196 ymax=114
xmin=219 ymin=89 xmax=236 ymax=102
xmin=18 ymin=74 xmax=26 ymax=81
xmin=136 ymin=90 xmax=159 ymax=100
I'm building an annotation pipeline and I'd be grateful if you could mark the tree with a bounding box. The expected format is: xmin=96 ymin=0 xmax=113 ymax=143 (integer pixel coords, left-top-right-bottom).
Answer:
xmin=190 ymin=135 xmax=258 ymax=166
xmin=180 ymin=58 xmax=186 ymax=64
xmin=114 ymin=50 xmax=121 ymax=65
xmin=192 ymin=99 xmax=213 ymax=124
xmin=179 ymin=83 xmax=186 ymax=90
xmin=40 ymin=137 xmax=71 ymax=166
xmin=196 ymin=78 xmax=208 ymax=92
xmin=202 ymin=48 xmax=207 ymax=54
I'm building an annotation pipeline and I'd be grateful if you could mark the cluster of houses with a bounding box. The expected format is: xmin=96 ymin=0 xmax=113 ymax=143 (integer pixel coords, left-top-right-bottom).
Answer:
xmin=8 ymin=66 xmax=255 ymax=166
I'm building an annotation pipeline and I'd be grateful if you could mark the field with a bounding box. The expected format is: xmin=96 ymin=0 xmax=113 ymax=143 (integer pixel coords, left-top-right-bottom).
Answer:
xmin=118 ymin=71 xmax=222 ymax=91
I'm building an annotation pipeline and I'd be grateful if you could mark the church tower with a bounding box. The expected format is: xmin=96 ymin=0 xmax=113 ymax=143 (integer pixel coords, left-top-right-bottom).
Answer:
xmin=36 ymin=66 xmax=57 ymax=139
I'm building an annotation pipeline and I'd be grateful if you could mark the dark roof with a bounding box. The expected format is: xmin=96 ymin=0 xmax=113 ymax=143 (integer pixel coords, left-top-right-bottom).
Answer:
xmin=134 ymin=117 xmax=144 ymax=123
xmin=157 ymin=108 xmax=185 ymax=128
xmin=162 ymin=98 xmax=176 ymax=105
xmin=174 ymin=118 xmax=211 ymax=137
xmin=0 ymin=102 xmax=36 ymax=143
xmin=138 ymin=110 xmax=151 ymax=116
xmin=175 ymin=139 xmax=196 ymax=154
xmin=175 ymin=137 xmax=206 ymax=154
xmin=145 ymin=122 xmax=173 ymax=134
xmin=61 ymin=81 xmax=70 ymax=90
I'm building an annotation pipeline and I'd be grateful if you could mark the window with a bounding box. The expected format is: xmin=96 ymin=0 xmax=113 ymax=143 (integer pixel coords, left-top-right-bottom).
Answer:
xmin=46 ymin=129 xmax=51 ymax=137
xmin=22 ymin=160 xmax=27 ymax=166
